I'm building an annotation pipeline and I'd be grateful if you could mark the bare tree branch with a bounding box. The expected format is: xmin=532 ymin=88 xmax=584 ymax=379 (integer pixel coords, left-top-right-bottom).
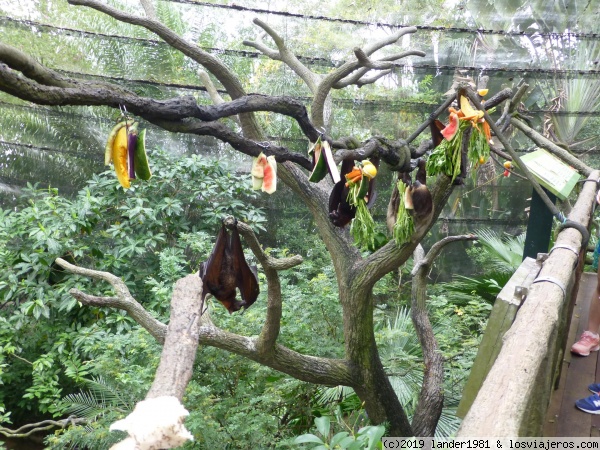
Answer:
xmin=244 ymin=18 xmax=319 ymax=92
xmin=0 ymin=61 xmax=318 ymax=168
xmin=332 ymin=137 xmax=412 ymax=171
xmin=197 ymin=69 xmax=226 ymax=106
xmin=510 ymin=117 xmax=593 ymax=176
xmin=0 ymin=43 xmax=135 ymax=96
xmin=146 ymin=274 xmax=203 ymax=399
xmin=333 ymin=69 xmax=391 ymax=89
xmin=410 ymin=234 xmax=477 ymax=436
xmin=353 ymin=48 xmax=427 ymax=71
xmin=55 ymin=258 xmax=168 ymax=343
xmin=411 ymin=234 xmax=478 ymax=276
xmin=139 ymin=0 xmax=157 ymax=21
xmin=362 ymin=26 xmax=418 ymax=56
xmin=0 ymin=417 xmax=85 ymax=438
xmin=67 ymin=0 xmax=263 ymax=139
xmin=152 ymin=117 xmax=312 ymax=169
xmin=243 ymin=32 xmax=281 ymax=60
xmin=56 ymin=257 xmax=352 ymax=387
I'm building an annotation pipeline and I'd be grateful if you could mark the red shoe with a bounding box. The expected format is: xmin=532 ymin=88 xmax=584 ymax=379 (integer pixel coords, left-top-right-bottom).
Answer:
xmin=572 ymin=331 xmax=600 ymax=356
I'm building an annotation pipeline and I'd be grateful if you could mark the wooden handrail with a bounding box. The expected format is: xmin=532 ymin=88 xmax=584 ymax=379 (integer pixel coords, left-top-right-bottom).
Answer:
xmin=457 ymin=171 xmax=600 ymax=436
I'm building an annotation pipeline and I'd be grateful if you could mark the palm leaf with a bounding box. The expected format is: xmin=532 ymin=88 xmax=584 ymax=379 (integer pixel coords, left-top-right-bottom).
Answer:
xmin=60 ymin=391 xmax=107 ymax=421
xmin=58 ymin=376 xmax=135 ymax=420
xmin=475 ymin=228 xmax=524 ymax=273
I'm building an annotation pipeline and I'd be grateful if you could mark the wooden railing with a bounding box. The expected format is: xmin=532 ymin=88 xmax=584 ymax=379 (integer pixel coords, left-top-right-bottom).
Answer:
xmin=456 ymin=170 xmax=600 ymax=436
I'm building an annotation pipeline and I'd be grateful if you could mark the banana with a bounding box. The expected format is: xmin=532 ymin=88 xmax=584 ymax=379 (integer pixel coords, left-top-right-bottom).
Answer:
xmin=112 ymin=125 xmax=131 ymax=189
xmin=105 ymin=119 xmax=134 ymax=166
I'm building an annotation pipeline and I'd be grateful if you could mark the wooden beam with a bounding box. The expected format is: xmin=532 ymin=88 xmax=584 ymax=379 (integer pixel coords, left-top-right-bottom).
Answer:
xmin=457 ymin=170 xmax=600 ymax=436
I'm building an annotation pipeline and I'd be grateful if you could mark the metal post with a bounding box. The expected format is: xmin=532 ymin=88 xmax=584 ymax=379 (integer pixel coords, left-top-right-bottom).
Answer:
xmin=523 ymin=187 xmax=556 ymax=260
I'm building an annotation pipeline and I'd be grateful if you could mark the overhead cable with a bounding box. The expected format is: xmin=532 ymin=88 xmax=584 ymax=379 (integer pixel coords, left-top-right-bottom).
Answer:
xmin=4 ymin=16 xmax=600 ymax=77
xmin=162 ymin=0 xmax=600 ymax=40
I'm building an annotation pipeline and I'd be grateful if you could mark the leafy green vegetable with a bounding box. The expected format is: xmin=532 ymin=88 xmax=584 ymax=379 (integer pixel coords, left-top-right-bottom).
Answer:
xmin=426 ymin=120 xmax=469 ymax=182
xmin=468 ymin=123 xmax=491 ymax=170
xmin=350 ymin=200 xmax=376 ymax=250
xmin=393 ymin=180 xmax=414 ymax=246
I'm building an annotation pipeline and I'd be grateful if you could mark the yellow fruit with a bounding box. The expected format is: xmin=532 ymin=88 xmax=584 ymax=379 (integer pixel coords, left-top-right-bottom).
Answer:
xmin=104 ymin=119 xmax=133 ymax=165
xmin=112 ymin=126 xmax=130 ymax=189
xmin=478 ymin=89 xmax=489 ymax=96
xmin=460 ymin=95 xmax=484 ymax=120
xmin=361 ymin=161 xmax=378 ymax=179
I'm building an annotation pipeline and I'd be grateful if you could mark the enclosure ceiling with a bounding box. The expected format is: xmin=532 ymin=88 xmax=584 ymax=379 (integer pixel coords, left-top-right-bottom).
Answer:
xmin=1 ymin=0 xmax=600 ymax=195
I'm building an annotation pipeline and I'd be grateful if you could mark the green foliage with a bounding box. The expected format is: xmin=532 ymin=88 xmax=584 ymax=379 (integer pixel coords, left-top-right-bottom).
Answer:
xmin=376 ymin=307 xmax=474 ymax=437
xmin=46 ymin=374 xmax=139 ymax=450
xmin=470 ymin=228 xmax=525 ymax=273
xmin=293 ymin=415 xmax=385 ymax=450
xmin=0 ymin=147 xmax=265 ymax=428
xmin=392 ymin=180 xmax=415 ymax=246
xmin=443 ymin=274 xmax=507 ymax=303
xmin=44 ymin=329 xmax=161 ymax=449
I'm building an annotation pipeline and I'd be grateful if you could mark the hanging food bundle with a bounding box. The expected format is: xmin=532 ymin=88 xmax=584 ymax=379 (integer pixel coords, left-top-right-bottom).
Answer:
xmin=105 ymin=120 xmax=151 ymax=189
xmin=250 ymin=152 xmax=277 ymax=194
xmin=392 ymin=179 xmax=415 ymax=246
xmin=344 ymin=160 xmax=378 ymax=250
xmin=307 ymin=136 xmax=340 ymax=183
xmin=426 ymin=90 xmax=492 ymax=182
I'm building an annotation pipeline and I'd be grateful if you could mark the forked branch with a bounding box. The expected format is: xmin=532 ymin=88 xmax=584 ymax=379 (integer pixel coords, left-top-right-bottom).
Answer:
xmin=410 ymin=235 xmax=477 ymax=436
xmin=0 ymin=417 xmax=85 ymax=439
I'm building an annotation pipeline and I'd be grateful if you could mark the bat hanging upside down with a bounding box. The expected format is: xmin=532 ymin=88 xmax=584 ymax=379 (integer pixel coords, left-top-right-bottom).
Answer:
xmin=198 ymin=222 xmax=259 ymax=314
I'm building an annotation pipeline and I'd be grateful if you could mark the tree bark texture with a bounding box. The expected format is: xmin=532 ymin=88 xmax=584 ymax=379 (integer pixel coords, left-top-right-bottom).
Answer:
xmin=146 ymin=274 xmax=203 ymax=400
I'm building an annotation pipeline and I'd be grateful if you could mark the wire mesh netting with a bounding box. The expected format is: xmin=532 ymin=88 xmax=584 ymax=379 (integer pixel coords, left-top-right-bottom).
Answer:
xmin=1 ymin=0 xmax=599 ymax=245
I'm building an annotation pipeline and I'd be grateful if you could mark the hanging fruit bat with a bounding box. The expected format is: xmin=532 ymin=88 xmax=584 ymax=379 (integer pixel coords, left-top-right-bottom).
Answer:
xmin=329 ymin=158 xmax=379 ymax=227
xmin=409 ymin=159 xmax=433 ymax=220
xmin=198 ymin=222 xmax=259 ymax=314
xmin=406 ymin=159 xmax=433 ymax=225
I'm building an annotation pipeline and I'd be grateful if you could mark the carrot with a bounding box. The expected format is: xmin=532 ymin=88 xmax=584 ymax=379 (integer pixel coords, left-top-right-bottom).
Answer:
xmin=345 ymin=174 xmax=363 ymax=187
xmin=345 ymin=169 xmax=362 ymax=180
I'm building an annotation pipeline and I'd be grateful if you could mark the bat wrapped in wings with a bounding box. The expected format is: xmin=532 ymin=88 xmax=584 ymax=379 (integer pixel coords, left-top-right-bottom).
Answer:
xmin=199 ymin=222 xmax=260 ymax=314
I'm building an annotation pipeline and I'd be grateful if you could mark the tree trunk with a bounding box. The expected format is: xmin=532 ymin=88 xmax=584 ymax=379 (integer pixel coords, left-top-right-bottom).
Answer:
xmin=341 ymin=284 xmax=413 ymax=436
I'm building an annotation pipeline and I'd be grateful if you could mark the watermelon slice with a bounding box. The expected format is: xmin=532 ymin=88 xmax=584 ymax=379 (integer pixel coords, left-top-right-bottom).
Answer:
xmin=441 ymin=111 xmax=460 ymax=141
xmin=262 ymin=156 xmax=277 ymax=194
xmin=134 ymin=128 xmax=152 ymax=181
xmin=308 ymin=141 xmax=328 ymax=182
xmin=251 ymin=153 xmax=268 ymax=190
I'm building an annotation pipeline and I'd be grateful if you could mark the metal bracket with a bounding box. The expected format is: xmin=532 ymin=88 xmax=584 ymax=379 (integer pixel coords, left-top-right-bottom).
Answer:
xmin=549 ymin=244 xmax=580 ymax=259
xmin=514 ymin=286 xmax=528 ymax=301
xmin=532 ymin=276 xmax=567 ymax=299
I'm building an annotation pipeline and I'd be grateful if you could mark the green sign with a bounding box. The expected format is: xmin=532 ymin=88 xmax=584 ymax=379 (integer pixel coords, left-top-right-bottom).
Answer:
xmin=519 ymin=149 xmax=580 ymax=201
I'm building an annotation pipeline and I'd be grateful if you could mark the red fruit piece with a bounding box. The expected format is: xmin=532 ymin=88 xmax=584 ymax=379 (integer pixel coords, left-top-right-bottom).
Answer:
xmin=441 ymin=111 xmax=460 ymax=140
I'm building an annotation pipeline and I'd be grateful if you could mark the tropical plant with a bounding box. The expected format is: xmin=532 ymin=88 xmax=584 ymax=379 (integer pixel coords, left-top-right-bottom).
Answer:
xmin=470 ymin=228 xmax=526 ymax=273
xmin=554 ymin=57 xmax=600 ymax=147
xmin=293 ymin=415 xmax=385 ymax=450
